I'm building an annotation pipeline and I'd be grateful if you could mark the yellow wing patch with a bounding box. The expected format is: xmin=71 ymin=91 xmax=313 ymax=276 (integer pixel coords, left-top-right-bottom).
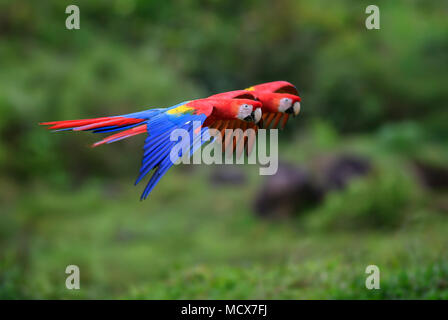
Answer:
xmin=245 ymin=86 xmax=255 ymax=91
xmin=166 ymin=103 xmax=194 ymax=115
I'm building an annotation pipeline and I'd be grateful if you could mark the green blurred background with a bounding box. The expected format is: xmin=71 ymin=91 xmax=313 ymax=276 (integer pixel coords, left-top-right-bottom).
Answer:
xmin=1 ymin=0 xmax=448 ymax=299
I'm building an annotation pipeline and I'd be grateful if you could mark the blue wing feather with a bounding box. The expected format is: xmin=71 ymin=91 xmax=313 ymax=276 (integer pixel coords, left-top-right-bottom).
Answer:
xmin=137 ymin=111 xmax=210 ymax=200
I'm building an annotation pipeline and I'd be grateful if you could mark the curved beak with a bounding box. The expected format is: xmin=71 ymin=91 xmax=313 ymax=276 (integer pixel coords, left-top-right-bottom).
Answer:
xmin=285 ymin=102 xmax=301 ymax=117
xmin=253 ymin=108 xmax=262 ymax=123
xmin=243 ymin=108 xmax=262 ymax=124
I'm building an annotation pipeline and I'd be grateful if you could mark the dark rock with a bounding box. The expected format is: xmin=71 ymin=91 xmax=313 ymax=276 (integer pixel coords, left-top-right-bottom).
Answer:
xmin=413 ymin=160 xmax=448 ymax=190
xmin=253 ymin=163 xmax=324 ymax=218
xmin=320 ymin=154 xmax=371 ymax=191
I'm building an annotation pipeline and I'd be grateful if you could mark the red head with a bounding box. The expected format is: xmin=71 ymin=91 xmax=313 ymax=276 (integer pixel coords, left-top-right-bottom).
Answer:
xmin=192 ymin=98 xmax=262 ymax=123
xmin=256 ymin=92 xmax=301 ymax=116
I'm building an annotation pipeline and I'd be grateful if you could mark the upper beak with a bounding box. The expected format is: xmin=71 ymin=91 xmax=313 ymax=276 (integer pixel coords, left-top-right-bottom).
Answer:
xmin=253 ymin=108 xmax=262 ymax=123
xmin=243 ymin=108 xmax=262 ymax=123
xmin=285 ymin=102 xmax=301 ymax=117
xmin=293 ymin=102 xmax=300 ymax=116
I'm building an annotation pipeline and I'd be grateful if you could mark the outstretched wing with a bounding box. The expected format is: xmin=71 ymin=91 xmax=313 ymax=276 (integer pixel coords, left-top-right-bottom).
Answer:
xmin=135 ymin=102 xmax=214 ymax=200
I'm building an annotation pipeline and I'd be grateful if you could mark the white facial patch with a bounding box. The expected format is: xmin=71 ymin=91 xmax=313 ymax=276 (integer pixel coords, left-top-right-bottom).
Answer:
xmin=237 ymin=104 xmax=253 ymax=120
xmin=278 ymin=98 xmax=293 ymax=112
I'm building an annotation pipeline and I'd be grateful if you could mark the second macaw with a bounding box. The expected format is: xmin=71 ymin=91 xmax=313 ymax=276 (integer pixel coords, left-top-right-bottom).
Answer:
xmin=210 ymin=80 xmax=301 ymax=129
xmin=207 ymin=81 xmax=302 ymax=156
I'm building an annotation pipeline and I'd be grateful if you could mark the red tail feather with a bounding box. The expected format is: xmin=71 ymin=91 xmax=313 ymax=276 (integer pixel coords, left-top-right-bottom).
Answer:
xmin=40 ymin=117 xmax=144 ymax=131
xmin=92 ymin=124 xmax=147 ymax=147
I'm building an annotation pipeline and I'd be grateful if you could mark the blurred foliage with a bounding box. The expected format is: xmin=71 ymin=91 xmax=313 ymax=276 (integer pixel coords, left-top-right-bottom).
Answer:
xmin=1 ymin=0 xmax=448 ymax=299
xmin=304 ymin=160 xmax=422 ymax=231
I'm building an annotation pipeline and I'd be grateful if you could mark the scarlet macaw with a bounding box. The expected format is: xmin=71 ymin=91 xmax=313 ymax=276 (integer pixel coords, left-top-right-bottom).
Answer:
xmin=41 ymin=98 xmax=262 ymax=199
xmin=210 ymin=80 xmax=301 ymax=129
xmin=246 ymin=80 xmax=301 ymax=128
xmin=208 ymin=81 xmax=301 ymax=156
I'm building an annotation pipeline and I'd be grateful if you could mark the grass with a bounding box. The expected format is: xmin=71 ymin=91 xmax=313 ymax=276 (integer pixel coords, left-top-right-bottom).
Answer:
xmin=1 ymin=169 xmax=447 ymax=299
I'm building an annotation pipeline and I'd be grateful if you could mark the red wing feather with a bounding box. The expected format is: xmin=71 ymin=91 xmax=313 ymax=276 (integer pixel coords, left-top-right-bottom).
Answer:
xmin=264 ymin=113 xmax=276 ymax=128
xmin=271 ymin=113 xmax=283 ymax=129
xmin=280 ymin=114 xmax=290 ymax=129
xmin=40 ymin=116 xmax=144 ymax=131
xmin=92 ymin=124 xmax=147 ymax=147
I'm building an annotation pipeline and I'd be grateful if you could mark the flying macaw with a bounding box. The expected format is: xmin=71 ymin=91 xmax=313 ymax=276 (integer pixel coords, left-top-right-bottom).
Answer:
xmin=40 ymin=98 xmax=262 ymax=199
xmin=208 ymin=81 xmax=302 ymax=156
xmin=210 ymin=80 xmax=301 ymax=129
xmin=246 ymin=80 xmax=301 ymax=127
